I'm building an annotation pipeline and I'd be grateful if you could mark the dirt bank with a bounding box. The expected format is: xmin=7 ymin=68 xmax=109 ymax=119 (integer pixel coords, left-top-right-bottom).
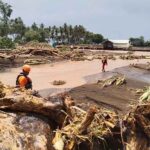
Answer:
xmin=69 ymin=78 xmax=148 ymax=114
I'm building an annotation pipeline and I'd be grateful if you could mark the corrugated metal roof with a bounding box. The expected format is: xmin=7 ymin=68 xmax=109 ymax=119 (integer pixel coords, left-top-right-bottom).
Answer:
xmin=110 ymin=40 xmax=130 ymax=44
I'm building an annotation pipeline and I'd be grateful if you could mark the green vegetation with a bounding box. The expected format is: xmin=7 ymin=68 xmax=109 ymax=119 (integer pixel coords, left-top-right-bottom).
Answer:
xmin=129 ymin=36 xmax=150 ymax=47
xmin=0 ymin=37 xmax=15 ymax=49
xmin=0 ymin=0 xmax=149 ymax=49
xmin=0 ymin=0 xmax=104 ymax=49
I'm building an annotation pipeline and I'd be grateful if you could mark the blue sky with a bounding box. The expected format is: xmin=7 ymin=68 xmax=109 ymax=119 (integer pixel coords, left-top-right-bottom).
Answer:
xmin=4 ymin=0 xmax=150 ymax=40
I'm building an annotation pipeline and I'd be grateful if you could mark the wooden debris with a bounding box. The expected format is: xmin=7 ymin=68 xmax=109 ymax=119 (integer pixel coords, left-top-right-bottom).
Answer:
xmin=52 ymin=80 xmax=66 ymax=85
xmin=139 ymin=87 xmax=150 ymax=102
xmin=124 ymin=101 xmax=150 ymax=150
xmin=78 ymin=106 xmax=97 ymax=134
xmin=97 ymin=75 xmax=126 ymax=87
xmin=131 ymin=63 xmax=150 ymax=70
xmin=120 ymin=55 xmax=146 ymax=60
xmin=24 ymin=58 xmax=47 ymax=65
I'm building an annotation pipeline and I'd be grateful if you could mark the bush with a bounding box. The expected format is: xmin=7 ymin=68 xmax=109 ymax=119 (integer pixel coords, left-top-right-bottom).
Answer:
xmin=0 ymin=37 xmax=15 ymax=49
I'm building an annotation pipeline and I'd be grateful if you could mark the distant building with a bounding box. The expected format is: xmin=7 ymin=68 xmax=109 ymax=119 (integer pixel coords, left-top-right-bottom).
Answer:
xmin=102 ymin=40 xmax=114 ymax=50
xmin=110 ymin=40 xmax=131 ymax=49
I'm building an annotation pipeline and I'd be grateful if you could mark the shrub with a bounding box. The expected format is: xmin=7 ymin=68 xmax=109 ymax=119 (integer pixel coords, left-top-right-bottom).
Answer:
xmin=0 ymin=37 xmax=15 ymax=49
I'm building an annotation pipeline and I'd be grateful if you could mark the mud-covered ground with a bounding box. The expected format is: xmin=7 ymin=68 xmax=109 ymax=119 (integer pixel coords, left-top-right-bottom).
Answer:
xmin=1 ymin=46 xmax=150 ymax=113
xmin=69 ymin=78 xmax=148 ymax=114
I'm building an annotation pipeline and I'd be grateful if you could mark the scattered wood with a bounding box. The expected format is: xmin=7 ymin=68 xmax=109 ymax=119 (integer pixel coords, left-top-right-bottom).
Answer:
xmin=97 ymin=75 xmax=126 ymax=87
xmin=78 ymin=106 xmax=97 ymax=134
xmin=52 ymin=80 xmax=66 ymax=85
xmin=24 ymin=58 xmax=48 ymax=65
xmin=120 ymin=54 xmax=146 ymax=60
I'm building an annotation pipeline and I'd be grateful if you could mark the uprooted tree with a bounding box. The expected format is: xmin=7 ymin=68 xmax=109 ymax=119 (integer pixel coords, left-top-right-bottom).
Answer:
xmin=0 ymin=81 xmax=150 ymax=150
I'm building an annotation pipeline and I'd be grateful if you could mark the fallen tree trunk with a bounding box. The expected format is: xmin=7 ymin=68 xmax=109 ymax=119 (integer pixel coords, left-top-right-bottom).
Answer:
xmin=78 ymin=106 xmax=97 ymax=134
xmin=124 ymin=103 xmax=150 ymax=150
xmin=0 ymin=96 xmax=65 ymax=125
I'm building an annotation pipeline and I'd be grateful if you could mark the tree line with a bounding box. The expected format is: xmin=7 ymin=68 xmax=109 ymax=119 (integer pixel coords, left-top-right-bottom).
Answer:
xmin=0 ymin=0 xmax=150 ymax=49
xmin=129 ymin=36 xmax=150 ymax=47
xmin=0 ymin=0 xmax=104 ymax=48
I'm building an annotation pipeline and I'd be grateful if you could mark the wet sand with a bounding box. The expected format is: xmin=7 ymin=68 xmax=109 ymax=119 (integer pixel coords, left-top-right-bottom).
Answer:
xmin=69 ymin=78 xmax=148 ymax=114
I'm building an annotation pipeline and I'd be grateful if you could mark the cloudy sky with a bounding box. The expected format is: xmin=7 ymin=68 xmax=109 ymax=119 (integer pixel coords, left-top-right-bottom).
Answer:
xmin=4 ymin=0 xmax=150 ymax=40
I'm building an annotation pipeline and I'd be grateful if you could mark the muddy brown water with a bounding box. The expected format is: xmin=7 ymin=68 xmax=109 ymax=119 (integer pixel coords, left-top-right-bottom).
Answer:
xmin=0 ymin=59 xmax=149 ymax=95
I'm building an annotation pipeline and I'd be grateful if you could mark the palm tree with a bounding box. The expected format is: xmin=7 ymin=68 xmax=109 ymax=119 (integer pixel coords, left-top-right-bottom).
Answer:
xmin=59 ymin=26 xmax=63 ymax=43
xmin=9 ymin=17 xmax=26 ymax=42
xmin=63 ymin=23 xmax=68 ymax=44
xmin=31 ymin=22 xmax=38 ymax=31
xmin=78 ymin=25 xmax=86 ymax=43
xmin=51 ymin=25 xmax=56 ymax=41
xmin=68 ymin=25 xmax=73 ymax=44
xmin=54 ymin=27 xmax=59 ymax=43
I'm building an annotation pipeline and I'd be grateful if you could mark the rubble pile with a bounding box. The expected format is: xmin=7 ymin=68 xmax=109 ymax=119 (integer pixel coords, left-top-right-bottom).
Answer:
xmin=52 ymin=80 xmax=66 ymax=85
xmin=62 ymin=50 xmax=86 ymax=61
xmin=12 ymin=41 xmax=60 ymax=57
xmin=139 ymin=86 xmax=150 ymax=102
xmin=24 ymin=58 xmax=49 ymax=65
xmin=0 ymin=53 xmax=16 ymax=64
xmin=24 ymin=41 xmax=53 ymax=49
xmin=15 ymin=42 xmax=87 ymax=61
xmin=97 ymin=75 xmax=126 ymax=87
xmin=52 ymin=106 xmax=121 ymax=150
xmin=119 ymin=54 xmax=146 ymax=60
xmin=0 ymin=82 xmax=65 ymax=149
xmin=0 ymin=81 xmax=150 ymax=150
xmin=123 ymin=102 xmax=150 ymax=150
xmin=16 ymin=47 xmax=60 ymax=57
xmin=131 ymin=63 xmax=150 ymax=70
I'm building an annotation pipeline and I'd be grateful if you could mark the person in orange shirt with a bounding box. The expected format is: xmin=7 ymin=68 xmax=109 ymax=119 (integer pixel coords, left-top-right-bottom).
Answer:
xmin=16 ymin=64 xmax=32 ymax=89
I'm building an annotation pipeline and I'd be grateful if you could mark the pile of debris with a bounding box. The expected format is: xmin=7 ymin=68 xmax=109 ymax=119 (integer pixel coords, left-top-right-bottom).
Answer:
xmin=62 ymin=50 xmax=86 ymax=61
xmin=131 ymin=63 xmax=150 ymax=70
xmin=107 ymin=54 xmax=116 ymax=60
xmin=97 ymin=75 xmax=126 ymax=87
xmin=0 ymin=81 xmax=64 ymax=149
xmin=1 ymin=81 xmax=150 ymax=149
xmin=13 ymin=41 xmax=60 ymax=57
xmin=139 ymin=86 xmax=150 ymax=102
xmin=24 ymin=41 xmax=52 ymax=49
xmin=0 ymin=53 xmax=16 ymax=64
xmin=89 ymin=54 xmax=116 ymax=61
xmin=14 ymin=42 xmax=87 ymax=61
xmin=24 ymin=58 xmax=49 ymax=65
xmin=0 ymin=82 xmax=122 ymax=150
xmin=52 ymin=80 xmax=66 ymax=85
xmin=123 ymin=102 xmax=150 ymax=150
xmin=16 ymin=47 xmax=60 ymax=57
xmin=52 ymin=104 xmax=120 ymax=150
xmin=119 ymin=54 xmax=146 ymax=60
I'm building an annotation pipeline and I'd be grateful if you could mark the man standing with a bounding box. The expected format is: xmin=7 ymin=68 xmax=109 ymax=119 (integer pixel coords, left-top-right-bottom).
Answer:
xmin=101 ymin=56 xmax=108 ymax=72
xmin=16 ymin=64 xmax=32 ymax=89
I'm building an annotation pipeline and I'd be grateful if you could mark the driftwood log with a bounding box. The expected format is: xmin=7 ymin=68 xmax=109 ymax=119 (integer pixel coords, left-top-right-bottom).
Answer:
xmin=0 ymin=89 xmax=75 ymax=127
xmin=78 ymin=106 xmax=97 ymax=134
xmin=124 ymin=104 xmax=150 ymax=150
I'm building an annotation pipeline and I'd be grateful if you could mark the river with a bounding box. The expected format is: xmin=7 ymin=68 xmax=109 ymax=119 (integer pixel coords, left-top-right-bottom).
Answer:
xmin=0 ymin=57 xmax=149 ymax=97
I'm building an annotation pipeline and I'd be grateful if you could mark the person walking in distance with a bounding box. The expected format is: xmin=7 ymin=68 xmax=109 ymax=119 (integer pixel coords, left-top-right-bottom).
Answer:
xmin=101 ymin=56 xmax=107 ymax=72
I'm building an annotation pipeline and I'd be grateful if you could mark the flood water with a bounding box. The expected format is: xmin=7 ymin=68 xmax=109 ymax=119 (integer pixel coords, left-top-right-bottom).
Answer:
xmin=0 ymin=57 xmax=149 ymax=97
